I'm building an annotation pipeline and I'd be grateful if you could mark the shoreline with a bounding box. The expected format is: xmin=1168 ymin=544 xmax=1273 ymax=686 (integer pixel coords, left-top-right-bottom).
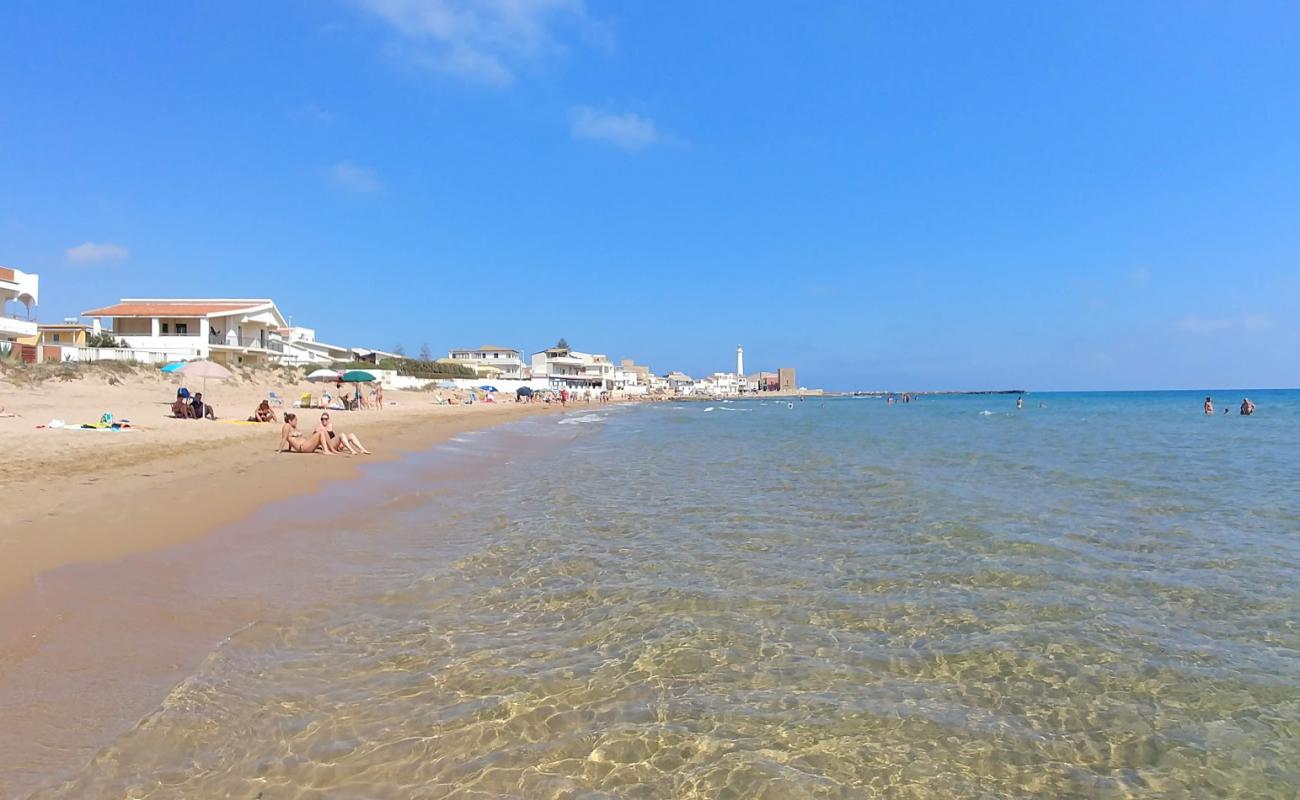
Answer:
xmin=0 ymin=371 xmax=567 ymax=603
xmin=0 ymin=390 xmax=587 ymax=797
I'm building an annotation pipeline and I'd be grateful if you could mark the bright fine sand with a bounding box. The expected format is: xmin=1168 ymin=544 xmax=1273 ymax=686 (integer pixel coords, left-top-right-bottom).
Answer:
xmin=0 ymin=364 xmax=563 ymax=795
xmin=0 ymin=365 xmax=554 ymax=602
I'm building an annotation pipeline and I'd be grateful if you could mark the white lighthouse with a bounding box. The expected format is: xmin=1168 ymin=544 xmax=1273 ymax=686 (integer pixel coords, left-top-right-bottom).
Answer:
xmin=736 ymin=345 xmax=744 ymax=377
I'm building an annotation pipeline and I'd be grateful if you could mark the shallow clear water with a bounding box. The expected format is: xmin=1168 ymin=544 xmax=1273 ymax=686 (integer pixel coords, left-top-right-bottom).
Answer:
xmin=35 ymin=392 xmax=1300 ymax=798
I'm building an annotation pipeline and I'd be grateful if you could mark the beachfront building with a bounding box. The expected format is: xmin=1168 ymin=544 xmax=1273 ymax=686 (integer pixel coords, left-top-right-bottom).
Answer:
xmin=447 ymin=346 xmax=526 ymax=379
xmin=530 ymin=343 xmax=615 ymax=391
xmin=697 ymin=372 xmax=744 ymax=396
xmin=0 ymin=266 xmax=39 ymax=345
xmin=351 ymin=347 xmax=405 ymax=365
xmin=274 ymin=326 xmax=351 ymax=366
xmin=779 ymin=367 xmax=797 ymax=392
xmin=36 ymin=323 xmax=91 ymax=349
xmin=665 ymin=371 xmax=695 ymax=394
xmin=81 ymin=298 xmax=289 ymax=365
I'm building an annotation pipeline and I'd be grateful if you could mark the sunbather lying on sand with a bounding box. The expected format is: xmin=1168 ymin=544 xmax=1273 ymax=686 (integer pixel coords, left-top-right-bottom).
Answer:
xmin=276 ymin=413 xmax=331 ymax=454
xmin=315 ymin=412 xmax=372 ymax=454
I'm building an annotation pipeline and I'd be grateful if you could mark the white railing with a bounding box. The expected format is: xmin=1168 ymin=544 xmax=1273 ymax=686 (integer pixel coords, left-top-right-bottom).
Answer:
xmin=75 ymin=347 xmax=192 ymax=364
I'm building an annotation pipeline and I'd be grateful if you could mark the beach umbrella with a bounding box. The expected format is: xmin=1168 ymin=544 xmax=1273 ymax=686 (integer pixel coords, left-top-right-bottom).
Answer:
xmin=342 ymin=370 xmax=377 ymax=382
xmin=307 ymin=368 xmax=342 ymax=383
xmin=436 ymin=380 xmax=458 ymax=389
xmin=159 ymin=362 xmax=185 ymax=373
xmin=516 ymin=386 xmax=534 ymax=397
xmin=175 ymin=359 xmax=233 ymax=396
xmin=478 ymin=385 xmax=498 ymax=392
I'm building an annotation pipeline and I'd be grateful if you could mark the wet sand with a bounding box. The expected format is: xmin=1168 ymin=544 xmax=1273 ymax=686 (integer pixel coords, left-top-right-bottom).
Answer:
xmin=0 ymin=368 xmax=572 ymax=796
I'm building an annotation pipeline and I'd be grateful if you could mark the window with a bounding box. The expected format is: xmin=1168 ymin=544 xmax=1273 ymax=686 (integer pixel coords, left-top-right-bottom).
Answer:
xmin=161 ymin=322 xmax=169 ymax=334
xmin=52 ymin=333 xmax=61 ymax=343
xmin=176 ymin=323 xmax=188 ymax=335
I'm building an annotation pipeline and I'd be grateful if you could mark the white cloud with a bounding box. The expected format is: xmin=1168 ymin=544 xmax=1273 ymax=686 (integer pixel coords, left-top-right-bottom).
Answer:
xmin=570 ymin=106 xmax=662 ymax=151
xmin=66 ymin=242 xmax=129 ymax=264
xmin=328 ymin=160 xmax=383 ymax=193
xmin=1176 ymin=314 xmax=1273 ymax=335
xmin=354 ymin=0 xmax=589 ymax=87
xmin=294 ymin=103 xmax=336 ymax=125
xmin=1243 ymin=313 xmax=1274 ymax=330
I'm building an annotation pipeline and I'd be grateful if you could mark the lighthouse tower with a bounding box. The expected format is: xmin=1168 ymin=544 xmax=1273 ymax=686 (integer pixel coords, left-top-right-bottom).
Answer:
xmin=736 ymin=345 xmax=744 ymax=377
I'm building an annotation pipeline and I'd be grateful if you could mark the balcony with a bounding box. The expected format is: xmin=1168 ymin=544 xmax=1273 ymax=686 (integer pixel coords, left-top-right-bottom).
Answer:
xmin=210 ymin=332 xmax=271 ymax=349
xmin=0 ymin=314 xmax=38 ymax=338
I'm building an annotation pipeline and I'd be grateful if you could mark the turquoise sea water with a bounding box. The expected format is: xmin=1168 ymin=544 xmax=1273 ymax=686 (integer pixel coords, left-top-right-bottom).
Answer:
xmin=34 ymin=391 xmax=1300 ymax=798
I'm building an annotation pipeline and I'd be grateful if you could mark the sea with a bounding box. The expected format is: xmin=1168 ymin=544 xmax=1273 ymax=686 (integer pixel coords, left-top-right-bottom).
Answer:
xmin=29 ymin=391 xmax=1300 ymax=798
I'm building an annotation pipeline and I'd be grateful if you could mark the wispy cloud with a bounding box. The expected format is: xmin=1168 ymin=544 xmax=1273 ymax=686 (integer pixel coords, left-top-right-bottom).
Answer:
xmin=354 ymin=0 xmax=592 ymax=87
xmin=570 ymin=106 xmax=663 ymax=151
xmin=328 ymin=160 xmax=383 ymax=193
xmin=293 ymin=102 xmax=336 ymax=125
xmin=1176 ymin=314 xmax=1273 ymax=335
xmin=66 ymin=242 xmax=129 ymax=264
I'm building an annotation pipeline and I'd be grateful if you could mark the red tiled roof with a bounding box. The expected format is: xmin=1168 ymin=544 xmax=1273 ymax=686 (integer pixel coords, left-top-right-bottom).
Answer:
xmin=81 ymin=301 xmax=265 ymax=318
xmin=0 ymin=267 xmax=14 ymax=282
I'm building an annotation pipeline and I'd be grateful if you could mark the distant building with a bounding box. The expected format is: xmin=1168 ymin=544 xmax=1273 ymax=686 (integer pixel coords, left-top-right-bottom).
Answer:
xmin=779 ymin=367 xmax=797 ymax=392
xmin=37 ymin=323 xmax=91 ymax=348
xmin=531 ymin=343 xmax=615 ymax=390
xmin=275 ymin=326 xmax=352 ymax=365
xmin=447 ymin=345 xmax=526 ymax=379
xmin=0 ymin=266 xmax=39 ymax=344
xmin=81 ymin=298 xmax=288 ymax=365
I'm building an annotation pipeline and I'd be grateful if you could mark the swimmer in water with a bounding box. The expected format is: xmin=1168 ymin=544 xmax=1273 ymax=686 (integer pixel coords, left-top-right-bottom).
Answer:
xmin=1204 ymin=396 xmax=1214 ymax=415
xmin=1240 ymin=397 xmax=1255 ymax=416
xmin=1016 ymin=396 xmax=1023 ymax=410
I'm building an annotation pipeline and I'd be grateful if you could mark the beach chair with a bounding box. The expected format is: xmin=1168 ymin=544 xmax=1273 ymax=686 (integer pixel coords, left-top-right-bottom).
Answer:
xmin=294 ymin=391 xmax=312 ymax=408
xmin=268 ymin=390 xmax=285 ymax=407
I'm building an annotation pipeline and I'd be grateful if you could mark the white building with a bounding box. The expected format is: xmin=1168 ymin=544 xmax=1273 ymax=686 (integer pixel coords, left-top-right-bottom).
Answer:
xmin=0 ymin=266 xmax=38 ymax=344
xmin=81 ymin=298 xmax=289 ymax=365
xmin=530 ymin=344 xmax=615 ymax=391
xmin=447 ymin=345 xmax=526 ymax=378
xmin=665 ymin=371 xmax=695 ymax=394
xmin=275 ymin=326 xmax=351 ymax=366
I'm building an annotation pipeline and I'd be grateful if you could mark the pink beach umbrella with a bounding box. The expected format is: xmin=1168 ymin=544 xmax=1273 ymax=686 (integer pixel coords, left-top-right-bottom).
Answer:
xmin=175 ymin=359 xmax=234 ymax=396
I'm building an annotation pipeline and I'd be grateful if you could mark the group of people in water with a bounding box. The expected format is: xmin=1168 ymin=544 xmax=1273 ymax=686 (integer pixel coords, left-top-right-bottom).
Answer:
xmin=276 ymin=411 xmax=371 ymax=455
xmin=1204 ymin=396 xmax=1255 ymax=416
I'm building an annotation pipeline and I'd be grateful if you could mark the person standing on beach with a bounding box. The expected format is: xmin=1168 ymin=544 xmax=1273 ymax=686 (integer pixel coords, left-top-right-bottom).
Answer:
xmin=1204 ymin=396 xmax=1214 ymax=415
xmin=375 ymin=383 xmax=384 ymax=410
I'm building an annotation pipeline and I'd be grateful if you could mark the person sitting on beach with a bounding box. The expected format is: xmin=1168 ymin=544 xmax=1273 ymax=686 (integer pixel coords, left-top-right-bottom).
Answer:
xmin=314 ymin=412 xmax=372 ymax=454
xmin=276 ymin=412 xmax=331 ymax=454
xmin=248 ymin=399 xmax=278 ymax=423
xmin=172 ymin=389 xmax=196 ymax=419
xmin=1204 ymin=396 xmax=1214 ymax=415
xmin=1240 ymin=397 xmax=1255 ymax=416
xmin=190 ymin=392 xmax=217 ymax=420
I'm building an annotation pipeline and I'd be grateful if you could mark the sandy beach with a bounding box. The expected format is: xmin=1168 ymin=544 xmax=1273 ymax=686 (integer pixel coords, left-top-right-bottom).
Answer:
xmin=1 ymin=363 xmax=583 ymax=795
xmin=0 ymin=363 xmax=562 ymax=603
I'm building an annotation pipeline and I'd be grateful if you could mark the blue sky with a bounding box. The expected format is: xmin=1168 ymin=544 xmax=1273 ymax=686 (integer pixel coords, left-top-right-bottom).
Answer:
xmin=2 ymin=1 xmax=1298 ymax=391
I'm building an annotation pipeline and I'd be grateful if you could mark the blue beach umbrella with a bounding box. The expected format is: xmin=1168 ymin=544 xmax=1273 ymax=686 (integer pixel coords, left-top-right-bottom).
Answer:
xmin=160 ymin=362 xmax=185 ymax=372
xmin=478 ymin=385 xmax=498 ymax=392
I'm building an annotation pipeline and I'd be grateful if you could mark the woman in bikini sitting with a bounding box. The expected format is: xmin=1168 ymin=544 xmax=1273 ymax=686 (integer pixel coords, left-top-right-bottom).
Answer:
xmin=314 ymin=412 xmax=372 ymax=455
xmin=249 ymin=399 xmax=279 ymax=423
xmin=276 ymin=413 xmax=331 ymax=454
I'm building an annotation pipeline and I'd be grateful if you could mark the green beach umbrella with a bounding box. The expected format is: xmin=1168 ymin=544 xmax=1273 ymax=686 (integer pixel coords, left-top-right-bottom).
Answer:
xmin=341 ymin=370 xmax=377 ymax=382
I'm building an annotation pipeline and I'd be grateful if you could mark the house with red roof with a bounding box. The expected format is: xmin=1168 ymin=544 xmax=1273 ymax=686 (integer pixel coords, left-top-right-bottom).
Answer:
xmin=81 ymin=298 xmax=289 ymax=365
